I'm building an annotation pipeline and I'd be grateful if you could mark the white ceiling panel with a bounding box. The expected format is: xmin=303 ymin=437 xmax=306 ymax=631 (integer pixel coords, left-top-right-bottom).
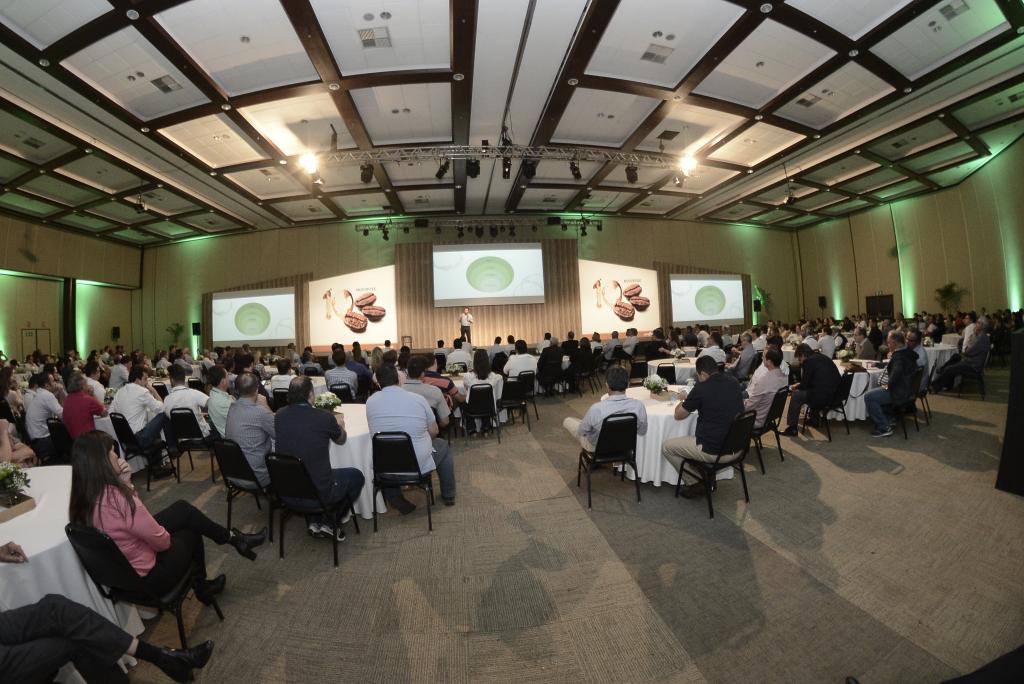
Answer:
xmin=468 ymin=0 xmax=529 ymax=148
xmin=867 ymin=119 xmax=957 ymax=159
xmin=839 ymin=167 xmax=906 ymax=193
xmin=0 ymin=110 xmax=76 ymax=164
xmin=775 ymin=62 xmax=895 ymax=129
xmin=871 ymin=179 xmax=926 ymax=200
xmin=977 ymin=118 xmax=1024 ymax=156
xmin=135 ymin=188 xmax=199 ymax=215
xmin=870 ymin=0 xmax=1009 ymax=81
xmin=20 ymin=174 xmax=99 ymax=205
xmin=145 ymin=221 xmax=198 ymax=238
xmin=225 ymin=167 xmax=308 ymax=199
xmin=0 ymin=191 xmax=59 ymax=216
xmin=58 ymin=213 xmax=115 ymax=233
xmin=926 ymin=156 xmax=989 ymax=186
xmin=579 ymin=189 xmax=633 ymax=212
xmin=629 ymin=193 xmax=687 ymax=214
xmin=56 ymin=155 xmax=142 ymax=194
xmin=636 ymin=102 xmax=745 ymax=156
xmin=792 ymin=191 xmax=845 ymax=211
xmin=953 ymin=82 xmax=1024 ymax=129
xmin=332 ymin=192 xmax=391 ymax=215
xmin=0 ymin=0 xmax=109 ymax=49
xmin=274 ymin=198 xmax=335 ymax=221
xmin=803 ymin=157 xmax=880 ymax=185
xmin=0 ymin=157 xmax=29 ymax=182
xmin=159 ymin=114 xmax=267 ymax=168
xmin=787 ymin=0 xmax=914 ymax=40
xmin=751 ymin=207 xmax=798 ymax=223
xmin=110 ymin=228 xmax=160 ymax=243
xmin=601 ymin=164 xmax=667 ymax=188
xmin=182 ymin=213 xmax=241 ymax=231
xmin=311 ymin=0 xmax=450 ymax=75
xmin=752 ymin=182 xmax=817 ymax=204
xmin=62 ymin=27 xmax=209 ymax=119
xmin=530 ymin=159 xmax=603 ymax=185
xmin=397 ymin=188 xmax=454 ymax=211
xmin=518 ymin=188 xmax=576 ymax=210
xmin=692 ymin=20 xmax=835 ymax=108
xmin=88 ymin=200 xmax=154 ymax=224
xmin=708 ymin=122 xmax=805 ymax=167
xmin=383 ymin=160 xmax=443 ymax=184
xmin=352 ymin=83 xmax=452 ymax=145
xmin=709 ymin=203 xmax=763 ymax=221
xmin=585 ymin=0 xmax=745 ymax=88
xmin=240 ymin=92 xmax=356 ymax=157
xmin=819 ymin=198 xmax=873 ymax=215
xmin=318 ymin=163 xmax=378 ymax=192
xmin=779 ymin=215 xmax=821 ymax=228
xmin=550 ymin=88 xmax=660 ymax=147
xmin=901 ymin=140 xmax=975 ymax=173
xmin=672 ymin=165 xmax=738 ymax=194
xmin=156 ymin=0 xmax=318 ymax=97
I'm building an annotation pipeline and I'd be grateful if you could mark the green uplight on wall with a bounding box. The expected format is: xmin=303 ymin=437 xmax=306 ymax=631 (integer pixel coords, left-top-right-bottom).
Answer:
xmin=891 ymin=204 xmax=916 ymax=315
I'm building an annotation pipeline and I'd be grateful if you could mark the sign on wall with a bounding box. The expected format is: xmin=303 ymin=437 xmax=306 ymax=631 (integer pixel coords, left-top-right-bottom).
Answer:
xmin=577 ymin=259 xmax=661 ymax=336
xmin=308 ymin=265 xmax=398 ymax=348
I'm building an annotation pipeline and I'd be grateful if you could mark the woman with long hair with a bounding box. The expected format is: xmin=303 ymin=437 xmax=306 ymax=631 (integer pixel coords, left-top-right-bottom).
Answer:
xmin=350 ymin=341 xmax=365 ymax=364
xmin=0 ymin=365 xmax=24 ymax=416
xmin=461 ymin=349 xmax=505 ymax=430
xmin=69 ymin=432 xmax=266 ymax=604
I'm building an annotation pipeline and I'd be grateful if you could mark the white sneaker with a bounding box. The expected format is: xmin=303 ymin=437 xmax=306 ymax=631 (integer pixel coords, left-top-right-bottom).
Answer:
xmin=307 ymin=523 xmax=328 ymax=539
xmin=341 ymin=512 xmax=352 ymax=524
xmin=317 ymin=522 xmax=345 ymax=542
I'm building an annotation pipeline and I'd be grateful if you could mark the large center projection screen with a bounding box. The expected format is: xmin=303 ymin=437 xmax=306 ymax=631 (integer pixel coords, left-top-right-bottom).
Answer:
xmin=670 ymin=275 xmax=744 ymax=326
xmin=432 ymin=244 xmax=545 ymax=307
xmin=212 ymin=287 xmax=296 ymax=346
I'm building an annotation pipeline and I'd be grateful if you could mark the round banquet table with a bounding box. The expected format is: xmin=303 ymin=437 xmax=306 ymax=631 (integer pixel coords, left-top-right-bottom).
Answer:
xmin=328 ymin=404 xmax=386 ymax=519
xmin=924 ymin=344 xmax=957 ymax=380
xmin=0 ymin=466 xmax=143 ymax=682
xmin=941 ymin=333 xmax=960 ymax=348
xmin=780 ymin=345 xmax=796 ymax=364
xmin=830 ymin=361 xmax=884 ymax=421
xmin=597 ymin=386 xmax=732 ymax=486
xmin=647 ymin=358 xmax=697 ymax=384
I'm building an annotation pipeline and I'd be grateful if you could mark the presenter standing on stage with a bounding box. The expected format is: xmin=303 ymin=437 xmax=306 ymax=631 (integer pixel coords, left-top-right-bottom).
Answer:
xmin=459 ymin=307 xmax=474 ymax=344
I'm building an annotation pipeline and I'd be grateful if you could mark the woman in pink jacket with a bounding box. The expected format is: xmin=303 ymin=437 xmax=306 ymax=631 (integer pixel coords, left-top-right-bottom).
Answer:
xmin=68 ymin=431 xmax=266 ymax=604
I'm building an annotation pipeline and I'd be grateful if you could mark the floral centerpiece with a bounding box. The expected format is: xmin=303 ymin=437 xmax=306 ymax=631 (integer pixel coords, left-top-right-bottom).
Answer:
xmin=923 ymin=336 xmax=934 ymax=347
xmin=643 ymin=375 xmax=669 ymax=395
xmin=154 ymin=367 xmax=168 ymax=378
xmin=104 ymin=387 xmax=118 ymax=405
xmin=671 ymin=348 xmax=688 ymax=360
xmin=446 ymin=363 xmax=465 ymax=377
xmin=0 ymin=462 xmax=30 ymax=507
xmin=313 ymin=391 xmax=341 ymax=411
xmin=836 ymin=349 xmax=854 ymax=362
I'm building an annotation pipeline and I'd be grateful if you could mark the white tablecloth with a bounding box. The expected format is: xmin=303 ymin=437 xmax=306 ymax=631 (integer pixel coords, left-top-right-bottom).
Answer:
xmin=830 ymin=361 xmax=884 ymax=421
xmin=0 ymin=466 xmax=143 ymax=681
xmin=941 ymin=333 xmax=960 ymax=347
xmin=781 ymin=345 xmax=796 ymax=364
xmin=265 ymin=376 xmax=327 ymax=394
xmin=925 ymin=344 xmax=957 ymax=380
xmin=328 ymin=405 xmax=386 ymax=519
xmin=647 ymin=359 xmax=697 ymax=384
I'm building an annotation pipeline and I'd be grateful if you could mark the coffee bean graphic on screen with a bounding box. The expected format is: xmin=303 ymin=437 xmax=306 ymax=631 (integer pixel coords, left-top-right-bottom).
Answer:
xmin=342 ymin=290 xmax=368 ymax=332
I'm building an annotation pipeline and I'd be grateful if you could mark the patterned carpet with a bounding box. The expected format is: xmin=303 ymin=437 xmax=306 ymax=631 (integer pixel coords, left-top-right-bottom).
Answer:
xmin=128 ymin=369 xmax=1023 ymax=683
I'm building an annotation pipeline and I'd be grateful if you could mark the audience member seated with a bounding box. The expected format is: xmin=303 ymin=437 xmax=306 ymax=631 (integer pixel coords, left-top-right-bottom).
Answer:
xmin=781 ymin=344 xmax=842 ymax=436
xmin=590 ymin=332 xmax=604 ymax=354
xmin=537 ymin=336 xmax=566 ymax=393
xmin=817 ymin=326 xmax=836 ymax=359
xmin=603 ymin=331 xmax=623 ymax=360
xmin=933 ymin=320 xmax=990 ymax=392
xmin=62 ymin=371 xmax=107 ymax=440
xmin=296 ymin=352 xmax=321 ymax=376
xmin=561 ymin=331 xmax=579 ymax=356
xmin=108 ymin=356 xmax=130 ymax=390
xmin=274 ymin=376 xmax=363 ymax=540
xmin=503 ymin=340 xmax=539 ymax=379
xmin=864 ymin=331 xmax=918 ymax=438
xmin=622 ymin=328 xmax=640 ymax=357
xmin=727 ymin=334 xmax=756 ymax=380
xmin=109 ymin=366 xmax=174 ymax=474
xmin=205 ymin=366 xmax=233 ymax=439
xmin=661 ymin=356 xmax=744 ymax=498
xmin=224 ymin=372 xmax=275 ymax=489
xmin=487 ymin=336 xmax=505 ymax=361
xmin=325 ymin=350 xmax=358 ymax=395
xmin=696 ymin=325 xmax=710 ymax=347
xmin=367 ymin=364 xmax=456 ymax=507
xmin=461 ymin=349 xmax=506 ymax=428
xmin=562 ymin=366 xmax=647 ymax=451
xmin=24 ymin=372 xmax=63 ymax=461
xmin=404 ymin=355 xmax=451 ymax=435
xmin=83 ymin=361 xmax=106 ymax=404
xmin=163 ymin=364 xmax=212 ymax=440
xmin=0 ymin=418 xmax=34 ymax=465
xmin=743 ymin=347 xmax=788 ymax=428
xmin=697 ymin=332 xmax=727 ymax=364
xmin=270 ymin=359 xmax=294 ymax=392
xmin=433 ymin=340 xmax=448 ymax=366
xmin=446 ymin=339 xmax=473 ymax=368
xmin=421 ymin=355 xmax=463 ymax=408
xmin=853 ymin=327 xmax=876 ymax=361
xmin=536 ymin=332 xmax=552 ymax=353
xmin=69 ymin=431 xmax=265 ymax=607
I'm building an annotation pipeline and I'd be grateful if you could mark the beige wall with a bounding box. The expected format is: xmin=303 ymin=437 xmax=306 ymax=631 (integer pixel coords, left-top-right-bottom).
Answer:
xmin=798 ymin=137 xmax=1024 ymax=317
xmin=140 ymin=218 xmax=803 ymax=352
xmin=0 ymin=218 xmax=140 ymax=287
xmin=0 ymin=272 xmax=61 ymax=358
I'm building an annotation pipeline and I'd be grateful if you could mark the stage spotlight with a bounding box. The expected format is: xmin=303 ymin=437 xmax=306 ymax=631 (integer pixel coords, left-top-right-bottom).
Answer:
xmin=362 ymin=228 xmax=369 ymax=237
xmin=625 ymin=165 xmax=638 ymax=184
xmin=435 ymin=158 xmax=450 ymax=179
xmin=509 ymin=226 xmax=516 ymax=237
xmin=435 ymin=226 xmax=442 ymax=234
xmin=502 ymin=156 xmax=512 ymax=179
xmin=359 ymin=164 xmax=374 ymax=183
xmin=475 ymin=225 xmax=484 ymax=238
xmin=580 ymin=226 xmax=587 ymax=237
xmin=299 ymin=152 xmax=318 ymax=174
xmin=569 ymin=160 xmax=581 ymax=180
xmin=403 ymin=226 xmax=410 ymax=234
xmin=466 ymin=158 xmax=480 ymax=178
xmin=521 ymin=159 xmax=537 ymax=179
xmin=489 ymin=225 xmax=498 ymax=238
xmin=382 ymin=229 xmax=389 ymax=241
xmin=673 ymin=176 xmax=682 ymax=187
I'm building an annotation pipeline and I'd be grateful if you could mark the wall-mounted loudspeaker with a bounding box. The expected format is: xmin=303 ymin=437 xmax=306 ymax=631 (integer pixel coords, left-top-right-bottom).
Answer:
xmin=191 ymin=322 xmax=201 ymax=336
xmin=753 ymin=300 xmax=762 ymax=312
xmin=818 ymin=296 xmax=827 ymax=309
xmin=111 ymin=326 xmax=120 ymax=340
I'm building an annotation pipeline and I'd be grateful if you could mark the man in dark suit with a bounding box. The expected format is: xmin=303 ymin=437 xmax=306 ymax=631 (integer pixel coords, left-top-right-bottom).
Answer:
xmin=781 ymin=343 xmax=841 ymax=436
xmin=932 ymin=320 xmax=990 ymax=392
xmin=864 ymin=331 xmax=919 ymax=437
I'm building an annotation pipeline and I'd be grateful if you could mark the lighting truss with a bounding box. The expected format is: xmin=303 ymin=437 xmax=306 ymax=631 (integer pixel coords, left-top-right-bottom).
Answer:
xmin=353 ymin=216 xmax=601 ymax=235
xmin=321 ymin=145 xmax=683 ymax=170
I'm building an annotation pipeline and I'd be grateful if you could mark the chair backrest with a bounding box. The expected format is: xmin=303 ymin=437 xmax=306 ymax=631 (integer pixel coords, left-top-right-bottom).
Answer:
xmin=328 ymin=383 xmax=354 ymax=403
xmin=272 ymin=388 xmax=289 ymax=411
xmin=108 ymin=412 xmax=142 ymax=452
xmin=169 ymin=408 xmax=204 ymax=440
xmin=154 ymin=383 xmax=169 ymax=399
xmin=371 ymin=431 xmax=423 ymax=478
xmin=303 ymin=366 xmax=322 ymax=376
xmin=712 ymin=410 xmax=758 ymax=459
xmin=517 ymin=370 xmax=537 ymax=396
xmin=764 ymin=387 xmax=789 ymax=430
xmin=65 ymin=523 xmax=148 ymax=598
xmin=593 ymin=413 xmax=638 ymax=457
xmin=266 ymin=452 xmax=324 ymax=504
xmin=47 ymin=418 xmax=74 ymax=456
xmin=491 ymin=352 xmax=508 ymax=375
xmin=464 ymin=382 xmax=496 ymax=416
xmin=187 ymin=378 xmax=204 ymax=391
xmin=356 ymin=374 xmax=372 ymax=401
xmin=905 ymin=368 xmax=924 ymax=405
xmin=211 ymin=438 xmax=261 ymax=485
xmin=656 ymin=363 xmax=676 ymax=383
xmin=833 ymin=371 xmax=856 ymax=405
xmin=500 ymin=377 xmax=526 ymax=402
xmin=434 ymin=353 xmax=447 ymax=369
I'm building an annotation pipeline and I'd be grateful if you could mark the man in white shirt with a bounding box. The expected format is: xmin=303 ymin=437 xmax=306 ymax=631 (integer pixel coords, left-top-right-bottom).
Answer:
xmin=109 ymin=366 xmax=173 ymax=469
xmin=162 ymin=364 xmax=211 ymax=439
xmin=108 ymin=357 xmax=130 ymax=390
xmin=503 ymin=340 xmax=539 ymax=378
xmin=698 ymin=332 xmax=727 ymax=364
xmin=446 ymin=340 xmax=473 ymax=368
xmin=750 ymin=327 xmax=767 ymax=352
xmin=727 ymin=334 xmax=756 ymax=380
xmin=83 ymin=361 xmax=106 ymax=404
xmin=199 ymin=351 xmax=215 ymax=372
xmin=603 ymin=331 xmax=622 ymax=360
xmin=817 ymin=328 xmax=836 ymax=359
xmin=563 ymin=367 xmax=647 ymax=451
xmin=622 ymin=329 xmax=639 ymax=357
xmin=367 ymin=364 xmax=456 ymax=506
xmin=24 ymin=372 xmax=62 ymax=461
xmin=696 ymin=326 xmax=710 ymax=348
xmin=155 ymin=354 xmax=171 ymax=371
xmin=285 ymin=343 xmax=301 ymax=366
xmin=536 ymin=332 xmax=552 ymax=354
xmin=801 ymin=324 xmax=820 ymax=351
xmin=458 ymin=307 xmax=474 ymax=344
xmin=743 ymin=347 xmax=789 ymax=428
xmin=270 ymin=359 xmax=295 ymax=392
xmin=487 ymin=336 xmax=504 ymax=361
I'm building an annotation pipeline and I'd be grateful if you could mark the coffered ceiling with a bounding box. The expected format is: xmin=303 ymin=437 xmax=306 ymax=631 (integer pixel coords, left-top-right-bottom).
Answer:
xmin=0 ymin=0 xmax=1021 ymax=246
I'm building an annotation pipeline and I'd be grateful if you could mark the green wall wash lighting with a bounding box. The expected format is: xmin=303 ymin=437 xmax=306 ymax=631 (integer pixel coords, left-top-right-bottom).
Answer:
xmin=891 ymin=204 xmax=915 ymax=315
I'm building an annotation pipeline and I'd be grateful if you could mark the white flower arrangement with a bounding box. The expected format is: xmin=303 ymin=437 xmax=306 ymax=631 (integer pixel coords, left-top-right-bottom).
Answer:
xmin=104 ymin=387 xmax=118 ymax=404
xmin=836 ymin=349 xmax=853 ymax=361
xmin=643 ymin=375 xmax=669 ymax=394
xmin=154 ymin=367 xmax=168 ymax=378
xmin=445 ymin=363 xmax=466 ymax=376
xmin=0 ymin=461 xmax=30 ymax=502
xmin=313 ymin=391 xmax=341 ymax=410
xmin=671 ymin=348 xmax=688 ymax=360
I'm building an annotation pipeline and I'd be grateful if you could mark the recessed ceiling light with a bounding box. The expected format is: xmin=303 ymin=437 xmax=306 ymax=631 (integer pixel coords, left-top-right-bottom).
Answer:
xmin=380 ymin=11 xmax=392 ymax=20
xmin=904 ymin=87 xmax=913 ymax=94
xmin=453 ymin=73 xmax=465 ymax=81
xmin=747 ymin=169 xmax=754 ymax=174
xmin=755 ymin=61 xmax=765 ymax=68
xmin=279 ymin=159 xmax=287 ymax=165
xmin=567 ymin=78 xmax=579 ymax=86
xmin=328 ymin=82 xmax=340 ymax=91
xmin=126 ymin=9 xmax=139 ymax=20
xmin=84 ymin=148 xmax=93 ymax=153
xmin=813 ymin=134 xmax=821 ymax=139
xmin=38 ymin=58 xmax=50 ymax=67
xmin=754 ymin=114 xmax=763 ymax=121
xmin=220 ymin=103 xmax=231 ymax=110
xmin=140 ymin=127 xmax=150 ymax=133
xmin=672 ymin=95 xmax=682 ymax=101
xmin=760 ymin=3 xmax=773 ymax=13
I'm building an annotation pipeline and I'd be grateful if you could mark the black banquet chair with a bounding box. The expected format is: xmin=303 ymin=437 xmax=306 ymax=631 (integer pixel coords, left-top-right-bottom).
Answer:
xmin=516 ymin=370 xmax=540 ymax=421
xmin=676 ymin=410 xmax=757 ymax=519
xmin=272 ymin=388 xmax=289 ymax=412
xmin=656 ymin=363 xmax=677 ymax=384
xmin=801 ymin=372 xmax=855 ymax=442
xmin=498 ymin=377 xmax=531 ymax=431
xmin=576 ymin=413 xmax=640 ymax=509
xmin=328 ymin=382 xmax=355 ymax=404
xmin=211 ymin=438 xmax=276 ymax=540
xmin=891 ymin=368 xmax=923 ymax=439
xmin=187 ymin=377 xmax=204 ymax=391
xmin=462 ymin=383 xmax=500 ymax=443
xmin=168 ymin=408 xmax=206 ymax=480
xmin=45 ymin=418 xmax=73 ymax=463
xmin=66 ymin=523 xmax=222 ymax=649
xmin=751 ymin=387 xmax=789 ymax=474
xmin=109 ymin=412 xmax=170 ymax=492
xmin=265 ymin=453 xmax=359 ymax=568
xmin=154 ymin=383 xmax=169 ymax=399
xmin=371 ymin=432 xmax=434 ymax=532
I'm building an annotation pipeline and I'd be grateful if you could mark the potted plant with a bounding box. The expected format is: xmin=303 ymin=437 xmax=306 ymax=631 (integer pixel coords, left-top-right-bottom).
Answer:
xmin=934 ymin=282 xmax=968 ymax=316
xmin=165 ymin=322 xmax=185 ymax=347
xmin=313 ymin=391 xmax=341 ymax=412
xmin=0 ymin=462 xmax=32 ymax=520
xmin=643 ymin=375 xmax=669 ymax=396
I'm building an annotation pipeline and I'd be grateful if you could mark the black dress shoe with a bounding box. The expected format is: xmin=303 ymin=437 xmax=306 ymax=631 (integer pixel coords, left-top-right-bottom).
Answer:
xmin=155 ymin=640 xmax=214 ymax=683
xmin=780 ymin=426 xmax=799 ymax=437
xmin=229 ymin=527 xmax=267 ymax=561
xmin=194 ymin=574 xmax=226 ymax=605
xmin=150 ymin=464 xmax=175 ymax=479
xmin=442 ymin=497 xmax=455 ymax=507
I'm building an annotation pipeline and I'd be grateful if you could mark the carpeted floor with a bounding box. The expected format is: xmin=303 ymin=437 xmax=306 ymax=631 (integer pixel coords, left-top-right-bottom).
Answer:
xmin=128 ymin=369 xmax=1023 ymax=683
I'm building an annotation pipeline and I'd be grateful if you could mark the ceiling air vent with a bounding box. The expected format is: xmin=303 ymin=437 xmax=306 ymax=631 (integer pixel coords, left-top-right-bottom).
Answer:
xmin=307 ymin=205 xmax=321 ymax=213
xmin=21 ymin=136 xmax=45 ymax=149
xmin=796 ymin=94 xmax=821 ymax=108
xmin=640 ymin=44 xmax=673 ymax=64
xmin=414 ymin=196 xmax=430 ymax=205
xmin=541 ymin=195 xmax=559 ymax=204
xmin=938 ymin=0 xmax=971 ymax=21
xmin=150 ymin=75 xmax=183 ymax=94
xmin=359 ymin=27 xmax=392 ymax=48
xmin=1007 ymin=92 xmax=1023 ymax=104
xmin=657 ymin=130 xmax=679 ymax=141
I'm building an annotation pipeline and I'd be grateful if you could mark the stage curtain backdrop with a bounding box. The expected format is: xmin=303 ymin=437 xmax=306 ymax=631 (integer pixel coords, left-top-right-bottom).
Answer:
xmin=395 ymin=240 xmax=581 ymax=347
xmin=653 ymin=262 xmax=751 ymax=329
xmin=201 ymin=273 xmax=312 ymax=351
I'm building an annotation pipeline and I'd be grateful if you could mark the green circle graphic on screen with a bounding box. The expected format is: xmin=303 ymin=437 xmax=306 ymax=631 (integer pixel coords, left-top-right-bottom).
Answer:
xmin=466 ymin=256 xmax=514 ymax=292
xmin=234 ymin=303 xmax=271 ymax=336
xmin=694 ymin=285 xmax=726 ymax=316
